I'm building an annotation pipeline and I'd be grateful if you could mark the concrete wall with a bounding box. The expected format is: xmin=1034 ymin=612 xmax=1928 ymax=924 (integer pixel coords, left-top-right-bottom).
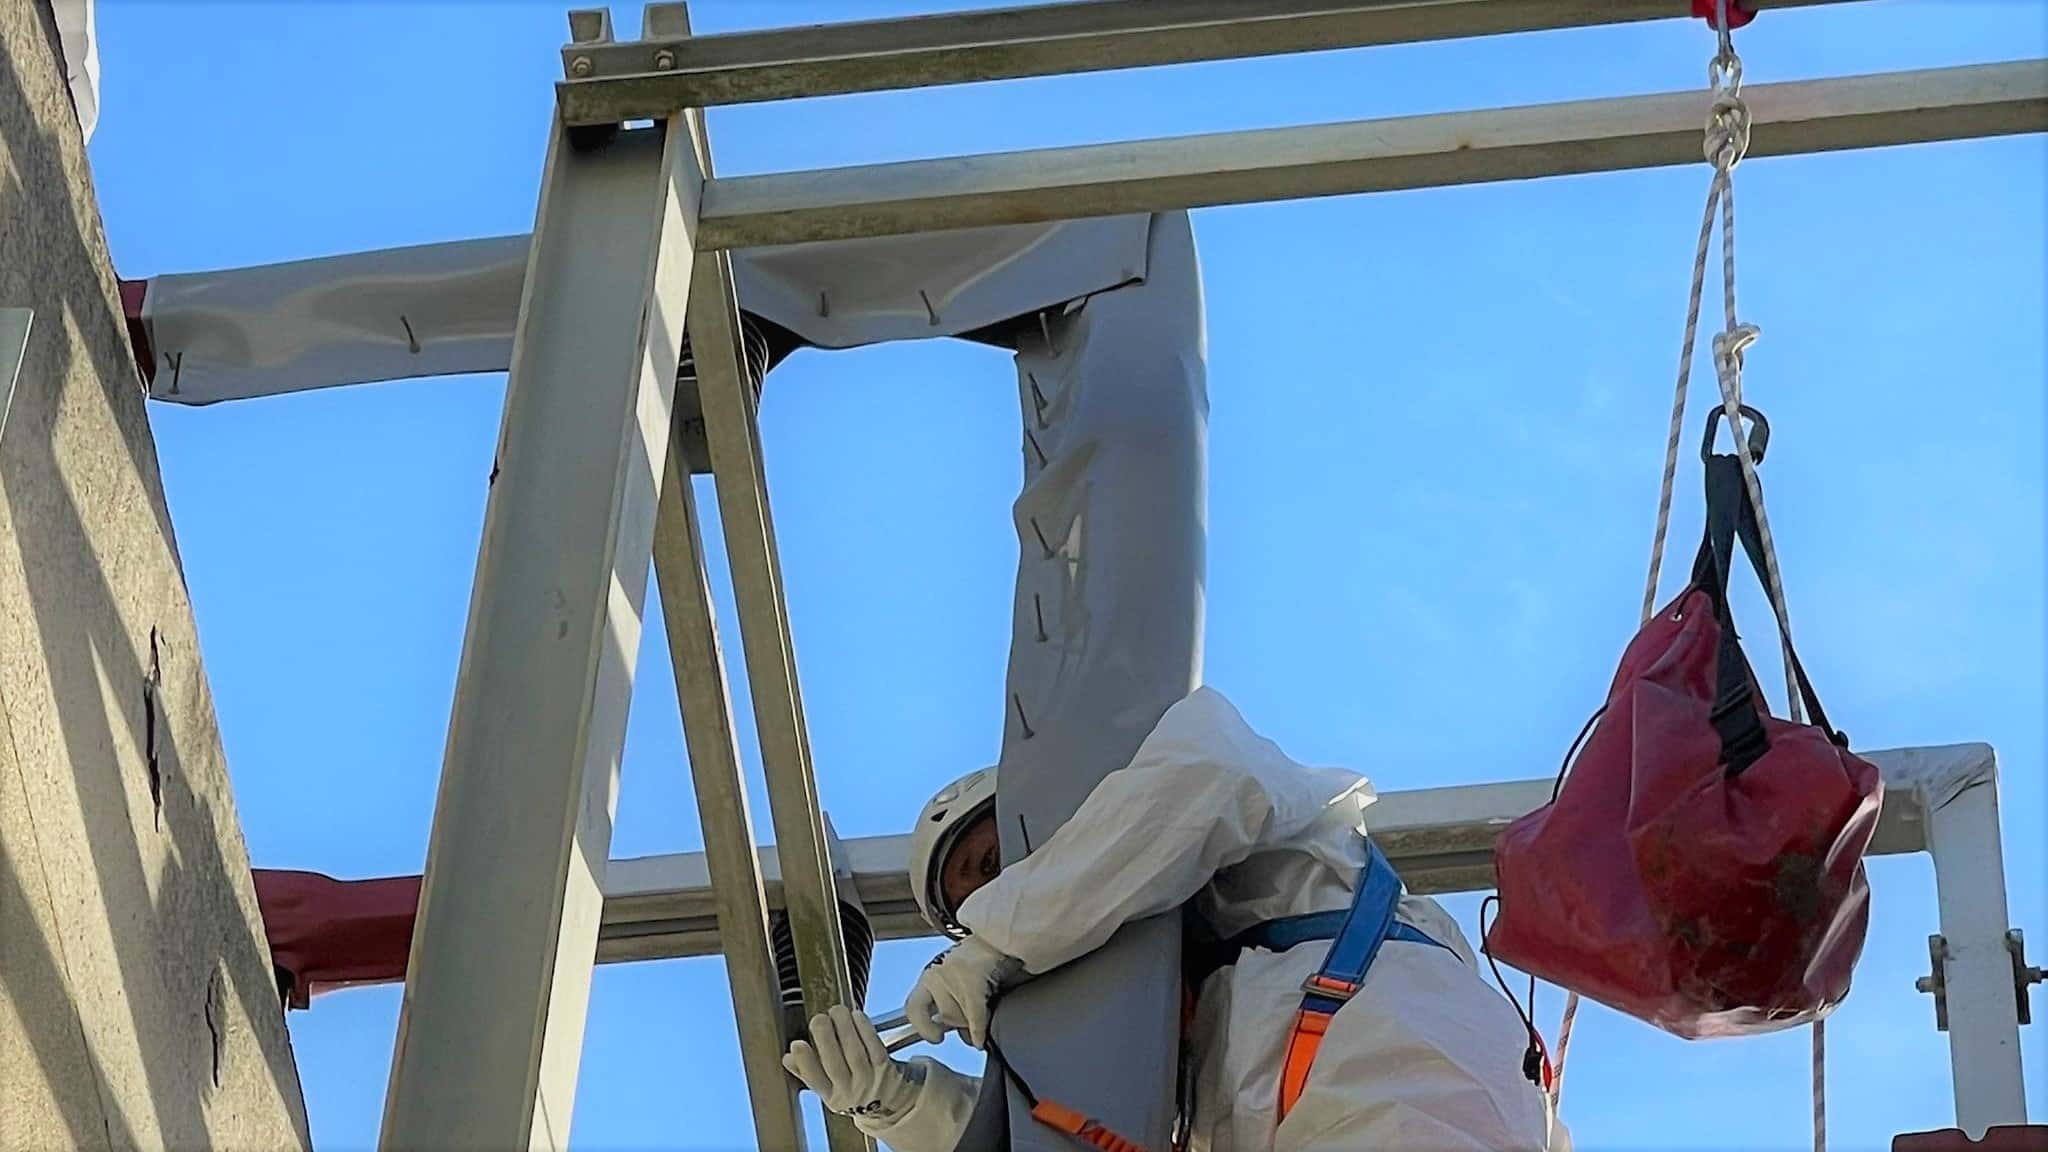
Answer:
xmin=0 ymin=4 xmax=313 ymax=1149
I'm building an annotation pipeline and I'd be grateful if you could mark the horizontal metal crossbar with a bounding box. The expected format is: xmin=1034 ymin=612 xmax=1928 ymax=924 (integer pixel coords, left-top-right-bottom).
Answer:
xmin=687 ymin=59 xmax=2048 ymax=249
xmin=594 ymin=746 xmax=1949 ymax=964
xmin=598 ymin=834 xmax=926 ymax=964
xmin=557 ymin=0 xmax=1861 ymax=123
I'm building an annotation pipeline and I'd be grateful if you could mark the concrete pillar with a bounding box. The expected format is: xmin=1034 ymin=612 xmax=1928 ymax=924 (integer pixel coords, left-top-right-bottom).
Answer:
xmin=0 ymin=4 xmax=312 ymax=1148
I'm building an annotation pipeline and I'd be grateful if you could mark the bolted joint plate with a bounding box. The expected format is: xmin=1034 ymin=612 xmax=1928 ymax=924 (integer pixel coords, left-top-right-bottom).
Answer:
xmin=565 ymin=8 xmax=612 ymax=80
xmin=1916 ymin=930 xmax=2048 ymax=1031
xmin=565 ymin=5 xmax=692 ymax=83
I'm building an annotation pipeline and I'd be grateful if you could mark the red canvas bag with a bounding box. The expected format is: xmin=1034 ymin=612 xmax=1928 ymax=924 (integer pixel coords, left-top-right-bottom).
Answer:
xmin=1487 ymin=419 xmax=1882 ymax=1039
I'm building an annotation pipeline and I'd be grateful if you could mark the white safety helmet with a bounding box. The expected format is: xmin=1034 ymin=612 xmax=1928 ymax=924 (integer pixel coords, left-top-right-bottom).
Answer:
xmin=908 ymin=767 xmax=999 ymax=937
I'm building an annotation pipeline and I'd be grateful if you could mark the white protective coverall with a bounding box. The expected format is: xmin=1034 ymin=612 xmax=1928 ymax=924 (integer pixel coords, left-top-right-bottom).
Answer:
xmin=864 ymin=687 xmax=1567 ymax=1152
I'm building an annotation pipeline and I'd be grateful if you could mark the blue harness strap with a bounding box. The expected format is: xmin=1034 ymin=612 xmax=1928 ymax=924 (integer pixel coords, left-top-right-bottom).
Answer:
xmin=1253 ymin=838 xmax=1451 ymax=1119
xmin=1247 ymin=912 xmax=1445 ymax=955
xmin=1230 ymin=838 xmax=1451 ymax=966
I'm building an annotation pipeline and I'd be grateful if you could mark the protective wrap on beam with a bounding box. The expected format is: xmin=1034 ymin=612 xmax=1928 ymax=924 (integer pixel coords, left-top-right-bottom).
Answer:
xmin=126 ymin=218 xmax=1149 ymax=406
xmin=966 ymin=211 xmax=1208 ymax=1151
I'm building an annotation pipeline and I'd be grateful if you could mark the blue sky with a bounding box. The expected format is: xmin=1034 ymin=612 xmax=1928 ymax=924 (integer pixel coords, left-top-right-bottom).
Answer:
xmin=88 ymin=1 xmax=2043 ymax=1148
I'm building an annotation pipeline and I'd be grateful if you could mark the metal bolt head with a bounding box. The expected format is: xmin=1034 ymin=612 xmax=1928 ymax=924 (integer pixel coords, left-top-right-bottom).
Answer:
xmin=653 ymin=49 xmax=676 ymax=71
xmin=570 ymin=55 xmax=594 ymax=78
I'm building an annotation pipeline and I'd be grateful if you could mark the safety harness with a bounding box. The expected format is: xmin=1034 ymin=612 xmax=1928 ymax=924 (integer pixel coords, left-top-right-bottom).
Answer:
xmin=1231 ymin=838 xmax=1454 ymax=1121
xmin=999 ymin=838 xmax=1455 ymax=1150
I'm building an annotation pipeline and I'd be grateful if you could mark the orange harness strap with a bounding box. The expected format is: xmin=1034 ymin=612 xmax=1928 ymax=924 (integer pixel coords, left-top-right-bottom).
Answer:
xmin=989 ymin=1037 xmax=1157 ymax=1152
xmin=1278 ymin=998 xmax=1338 ymax=1117
xmin=1031 ymin=1100 xmax=1150 ymax=1152
xmin=1258 ymin=841 xmax=1453 ymax=1122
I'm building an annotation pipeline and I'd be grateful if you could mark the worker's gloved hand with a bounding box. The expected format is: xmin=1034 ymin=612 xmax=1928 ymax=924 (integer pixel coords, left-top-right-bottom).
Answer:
xmin=907 ymin=936 xmax=1016 ymax=1049
xmin=783 ymin=1006 xmax=925 ymax=1122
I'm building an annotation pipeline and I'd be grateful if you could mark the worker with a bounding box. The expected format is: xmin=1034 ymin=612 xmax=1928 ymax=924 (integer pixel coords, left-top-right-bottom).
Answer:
xmin=783 ymin=686 xmax=1568 ymax=1151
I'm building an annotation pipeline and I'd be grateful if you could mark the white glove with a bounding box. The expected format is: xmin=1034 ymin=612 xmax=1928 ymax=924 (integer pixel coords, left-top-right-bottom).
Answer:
xmin=906 ymin=936 xmax=1016 ymax=1050
xmin=782 ymin=1006 xmax=923 ymax=1122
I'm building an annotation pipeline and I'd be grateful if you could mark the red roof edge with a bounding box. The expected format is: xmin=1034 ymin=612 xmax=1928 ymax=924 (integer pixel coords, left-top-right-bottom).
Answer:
xmin=117 ymin=277 xmax=155 ymax=385
xmin=1895 ymin=1127 xmax=2048 ymax=1152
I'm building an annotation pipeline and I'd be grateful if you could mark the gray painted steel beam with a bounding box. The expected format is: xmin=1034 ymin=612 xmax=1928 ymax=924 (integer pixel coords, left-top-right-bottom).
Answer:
xmin=689 ymin=139 xmax=871 ymax=1152
xmin=644 ymin=9 xmax=809 ymax=1141
xmin=692 ymin=259 xmax=852 ymax=1032
xmin=694 ymin=59 xmax=2048 ymax=248
xmin=598 ymin=835 xmax=927 ymax=965
xmin=589 ymin=753 xmax=1949 ymax=964
xmin=650 ymin=120 xmax=806 ymax=1142
xmin=556 ymin=0 xmax=1861 ymax=123
xmin=380 ymin=118 xmax=700 ymax=1150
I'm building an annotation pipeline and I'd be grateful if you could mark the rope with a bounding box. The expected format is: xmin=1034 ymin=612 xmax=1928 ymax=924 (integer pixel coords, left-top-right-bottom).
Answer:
xmin=1550 ymin=995 xmax=1578 ymax=1104
xmin=1637 ymin=145 xmax=1726 ymax=623
xmin=1566 ymin=20 xmax=1742 ymax=1115
xmin=1812 ymin=1017 xmax=1827 ymax=1147
xmin=1566 ymin=6 xmax=1827 ymax=1147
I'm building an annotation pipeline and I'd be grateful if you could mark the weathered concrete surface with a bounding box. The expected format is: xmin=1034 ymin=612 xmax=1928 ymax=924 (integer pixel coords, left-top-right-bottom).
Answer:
xmin=0 ymin=4 xmax=313 ymax=1149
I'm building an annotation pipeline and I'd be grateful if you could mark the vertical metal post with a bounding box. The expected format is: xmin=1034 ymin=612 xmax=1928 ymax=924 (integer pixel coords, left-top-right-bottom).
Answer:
xmin=640 ymin=6 xmax=806 ymax=1139
xmin=651 ymin=4 xmax=851 ymax=1139
xmin=380 ymin=112 xmax=702 ymax=1151
xmin=1925 ymin=755 xmax=2030 ymax=1134
xmin=650 ymin=198 xmax=807 ymax=1145
xmin=689 ymin=163 xmax=869 ymax=1152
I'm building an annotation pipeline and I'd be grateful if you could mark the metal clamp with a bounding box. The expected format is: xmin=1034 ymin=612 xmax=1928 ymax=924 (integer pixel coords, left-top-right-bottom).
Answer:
xmin=1915 ymin=934 xmax=1952 ymax=1031
xmin=2008 ymin=929 xmax=2044 ymax=1027
xmin=1916 ymin=931 xmax=2047 ymax=1031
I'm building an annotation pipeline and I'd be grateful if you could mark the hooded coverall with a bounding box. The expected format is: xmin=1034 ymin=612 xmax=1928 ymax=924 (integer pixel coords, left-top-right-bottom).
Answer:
xmin=866 ymin=687 xmax=1568 ymax=1152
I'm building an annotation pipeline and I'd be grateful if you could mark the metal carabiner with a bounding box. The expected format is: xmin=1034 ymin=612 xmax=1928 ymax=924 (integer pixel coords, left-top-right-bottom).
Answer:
xmin=1701 ymin=403 xmax=1770 ymax=464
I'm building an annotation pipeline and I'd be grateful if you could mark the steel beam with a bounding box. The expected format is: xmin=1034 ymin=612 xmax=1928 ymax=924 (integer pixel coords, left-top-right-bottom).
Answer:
xmin=687 ymin=118 xmax=870 ymax=1152
xmin=650 ymin=179 xmax=806 ymax=1146
xmin=557 ymin=0 xmax=1861 ymax=123
xmin=379 ymin=117 xmax=700 ymax=1151
xmin=694 ymin=59 xmax=2048 ymax=248
xmin=598 ymin=836 xmax=927 ymax=965
xmin=1917 ymin=749 xmax=2029 ymax=1132
xmin=590 ymin=745 xmax=1959 ymax=963
xmin=636 ymin=9 xmax=809 ymax=1144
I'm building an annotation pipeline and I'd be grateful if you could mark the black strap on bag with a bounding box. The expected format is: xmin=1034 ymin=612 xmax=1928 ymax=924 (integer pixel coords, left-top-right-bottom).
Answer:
xmin=1727 ymin=478 xmax=1844 ymax=749
xmin=1688 ymin=408 xmax=1848 ymax=776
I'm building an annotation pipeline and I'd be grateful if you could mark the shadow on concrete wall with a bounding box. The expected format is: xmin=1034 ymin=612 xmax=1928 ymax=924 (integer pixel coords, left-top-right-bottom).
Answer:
xmin=1 ymin=5 xmax=313 ymax=1147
